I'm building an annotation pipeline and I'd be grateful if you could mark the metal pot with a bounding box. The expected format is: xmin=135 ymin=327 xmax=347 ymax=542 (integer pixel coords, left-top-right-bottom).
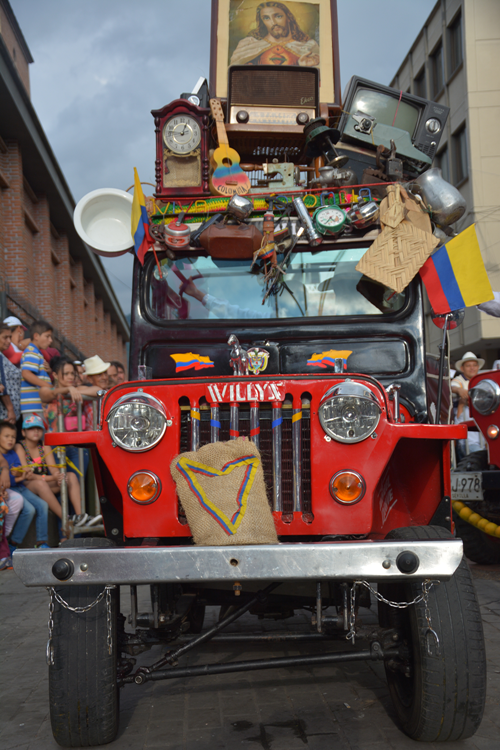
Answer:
xmin=346 ymin=201 xmax=380 ymax=228
xmin=407 ymin=168 xmax=466 ymax=227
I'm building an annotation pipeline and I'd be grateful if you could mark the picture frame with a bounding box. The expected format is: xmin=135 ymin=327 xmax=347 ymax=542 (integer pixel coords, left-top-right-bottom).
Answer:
xmin=210 ymin=0 xmax=341 ymax=105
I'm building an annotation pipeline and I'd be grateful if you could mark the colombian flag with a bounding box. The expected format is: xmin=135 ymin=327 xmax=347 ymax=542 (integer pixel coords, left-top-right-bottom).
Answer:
xmin=171 ymin=353 xmax=215 ymax=373
xmin=420 ymin=225 xmax=493 ymax=314
xmin=131 ymin=168 xmax=153 ymax=265
xmin=307 ymin=349 xmax=353 ymax=369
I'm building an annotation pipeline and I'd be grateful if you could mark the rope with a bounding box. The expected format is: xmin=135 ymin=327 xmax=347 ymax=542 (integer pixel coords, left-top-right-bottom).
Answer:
xmin=452 ymin=500 xmax=500 ymax=539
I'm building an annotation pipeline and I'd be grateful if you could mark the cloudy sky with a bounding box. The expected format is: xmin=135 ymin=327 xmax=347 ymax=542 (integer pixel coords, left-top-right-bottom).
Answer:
xmin=10 ymin=0 xmax=437 ymax=315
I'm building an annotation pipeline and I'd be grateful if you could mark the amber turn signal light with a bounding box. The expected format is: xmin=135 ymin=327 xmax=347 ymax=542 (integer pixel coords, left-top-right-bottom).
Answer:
xmin=329 ymin=471 xmax=365 ymax=505
xmin=487 ymin=425 xmax=499 ymax=439
xmin=127 ymin=471 xmax=161 ymax=504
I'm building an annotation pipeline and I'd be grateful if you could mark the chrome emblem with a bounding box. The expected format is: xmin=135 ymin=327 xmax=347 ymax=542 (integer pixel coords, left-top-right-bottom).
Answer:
xmin=247 ymin=347 xmax=270 ymax=375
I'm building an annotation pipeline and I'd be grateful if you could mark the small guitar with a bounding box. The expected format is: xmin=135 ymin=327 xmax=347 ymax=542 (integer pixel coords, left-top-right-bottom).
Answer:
xmin=209 ymin=99 xmax=251 ymax=197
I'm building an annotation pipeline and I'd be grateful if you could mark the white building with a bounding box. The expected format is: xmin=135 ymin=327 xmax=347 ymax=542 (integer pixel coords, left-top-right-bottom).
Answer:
xmin=390 ymin=0 xmax=500 ymax=367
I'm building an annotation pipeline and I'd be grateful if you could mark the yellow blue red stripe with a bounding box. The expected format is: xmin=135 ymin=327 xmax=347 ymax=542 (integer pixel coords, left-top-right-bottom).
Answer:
xmin=175 ymin=455 xmax=260 ymax=534
xmin=131 ymin=167 xmax=153 ymax=265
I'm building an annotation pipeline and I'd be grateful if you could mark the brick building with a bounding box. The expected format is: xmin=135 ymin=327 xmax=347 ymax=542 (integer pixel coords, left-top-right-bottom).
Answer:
xmin=0 ymin=0 xmax=129 ymax=364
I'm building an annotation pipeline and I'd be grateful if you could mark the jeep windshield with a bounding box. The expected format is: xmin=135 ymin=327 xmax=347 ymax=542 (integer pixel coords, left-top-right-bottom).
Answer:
xmin=147 ymin=247 xmax=405 ymax=321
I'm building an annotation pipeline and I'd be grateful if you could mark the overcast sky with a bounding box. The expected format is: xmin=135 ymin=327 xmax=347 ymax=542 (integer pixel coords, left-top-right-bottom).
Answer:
xmin=10 ymin=0 xmax=437 ymax=315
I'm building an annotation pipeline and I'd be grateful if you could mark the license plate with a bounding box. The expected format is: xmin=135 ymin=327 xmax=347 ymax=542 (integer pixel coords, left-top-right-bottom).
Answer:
xmin=451 ymin=472 xmax=483 ymax=501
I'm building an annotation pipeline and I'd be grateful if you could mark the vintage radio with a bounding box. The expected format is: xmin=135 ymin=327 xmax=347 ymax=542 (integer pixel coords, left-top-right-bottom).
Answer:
xmin=227 ymin=65 xmax=319 ymax=126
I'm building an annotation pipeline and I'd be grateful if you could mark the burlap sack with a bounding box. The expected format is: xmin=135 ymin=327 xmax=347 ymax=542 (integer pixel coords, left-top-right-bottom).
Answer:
xmin=170 ymin=437 xmax=278 ymax=546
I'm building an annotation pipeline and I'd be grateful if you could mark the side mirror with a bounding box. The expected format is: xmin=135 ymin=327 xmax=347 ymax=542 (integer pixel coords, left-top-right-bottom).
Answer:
xmin=431 ymin=308 xmax=465 ymax=330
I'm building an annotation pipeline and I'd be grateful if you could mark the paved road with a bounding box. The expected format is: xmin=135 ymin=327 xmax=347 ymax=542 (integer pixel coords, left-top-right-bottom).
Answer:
xmin=1 ymin=564 xmax=500 ymax=750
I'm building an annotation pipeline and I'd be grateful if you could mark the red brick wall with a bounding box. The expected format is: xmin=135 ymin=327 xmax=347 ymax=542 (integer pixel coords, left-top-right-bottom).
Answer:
xmin=0 ymin=4 xmax=31 ymax=96
xmin=0 ymin=137 xmax=128 ymax=361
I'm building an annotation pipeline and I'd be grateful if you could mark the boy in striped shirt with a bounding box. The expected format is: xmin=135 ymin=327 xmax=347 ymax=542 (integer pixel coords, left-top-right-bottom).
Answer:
xmin=20 ymin=321 xmax=53 ymax=417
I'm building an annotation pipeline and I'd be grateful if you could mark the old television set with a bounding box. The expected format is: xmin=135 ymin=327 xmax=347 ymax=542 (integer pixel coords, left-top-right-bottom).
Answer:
xmin=338 ymin=76 xmax=449 ymax=167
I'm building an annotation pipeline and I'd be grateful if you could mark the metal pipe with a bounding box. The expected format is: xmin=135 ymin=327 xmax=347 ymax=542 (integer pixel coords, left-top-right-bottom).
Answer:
xmin=76 ymin=401 xmax=86 ymax=514
xmin=229 ymin=403 xmax=239 ymax=440
xmin=96 ymin=390 xmax=106 ymax=429
xmin=130 ymin=585 xmax=137 ymax=630
xmin=316 ymin=582 xmax=322 ymax=634
xmin=57 ymin=395 xmax=70 ymax=537
xmin=210 ymin=405 xmax=220 ymax=443
xmin=250 ymin=402 xmax=260 ymax=449
xmin=272 ymin=402 xmax=282 ymax=512
xmin=292 ymin=405 xmax=302 ymax=512
xmin=190 ymin=405 xmax=200 ymax=451
xmin=175 ymin=632 xmax=337 ymax=643
xmin=146 ymin=583 xmax=280 ymax=674
xmin=436 ymin=315 xmax=450 ymax=424
xmin=126 ymin=647 xmax=400 ymax=684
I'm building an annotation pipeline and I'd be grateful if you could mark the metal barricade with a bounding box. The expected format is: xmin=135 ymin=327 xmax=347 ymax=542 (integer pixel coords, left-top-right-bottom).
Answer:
xmin=56 ymin=393 xmax=105 ymax=536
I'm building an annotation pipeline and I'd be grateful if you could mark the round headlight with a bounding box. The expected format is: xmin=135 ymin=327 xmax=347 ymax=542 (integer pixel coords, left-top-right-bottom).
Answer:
xmin=470 ymin=379 xmax=500 ymax=416
xmin=107 ymin=391 xmax=167 ymax=452
xmin=319 ymin=381 xmax=381 ymax=443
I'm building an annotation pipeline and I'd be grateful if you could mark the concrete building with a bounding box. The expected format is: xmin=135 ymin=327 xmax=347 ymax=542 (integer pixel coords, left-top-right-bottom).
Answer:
xmin=390 ymin=0 xmax=500 ymax=368
xmin=0 ymin=0 xmax=129 ymax=364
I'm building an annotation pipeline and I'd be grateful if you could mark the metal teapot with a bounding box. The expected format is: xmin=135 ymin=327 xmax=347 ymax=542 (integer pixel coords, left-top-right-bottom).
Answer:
xmin=406 ymin=168 xmax=466 ymax=227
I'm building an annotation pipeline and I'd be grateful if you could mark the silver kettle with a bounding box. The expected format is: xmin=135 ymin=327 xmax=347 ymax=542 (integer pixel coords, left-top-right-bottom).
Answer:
xmin=407 ymin=168 xmax=466 ymax=227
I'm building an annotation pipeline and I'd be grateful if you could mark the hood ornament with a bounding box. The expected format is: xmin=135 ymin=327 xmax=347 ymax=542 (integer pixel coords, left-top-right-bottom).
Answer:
xmin=228 ymin=335 xmax=249 ymax=376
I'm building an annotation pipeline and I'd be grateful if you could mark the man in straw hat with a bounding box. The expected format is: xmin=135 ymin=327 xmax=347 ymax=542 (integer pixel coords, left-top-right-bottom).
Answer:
xmin=81 ymin=356 xmax=111 ymax=430
xmin=451 ymin=352 xmax=485 ymax=459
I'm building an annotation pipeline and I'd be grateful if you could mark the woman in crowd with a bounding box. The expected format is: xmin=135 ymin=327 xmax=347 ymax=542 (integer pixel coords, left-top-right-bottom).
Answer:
xmin=43 ymin=357 xmax=102 ymax=476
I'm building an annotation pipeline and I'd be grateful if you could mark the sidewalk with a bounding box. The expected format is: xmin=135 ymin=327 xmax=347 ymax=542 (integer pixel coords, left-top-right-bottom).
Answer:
xmin=1 ymin=564 xmax=499 ymax=750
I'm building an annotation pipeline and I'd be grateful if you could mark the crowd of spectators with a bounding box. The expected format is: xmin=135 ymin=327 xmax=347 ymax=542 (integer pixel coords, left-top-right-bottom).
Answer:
xmin=0 ymin=315 xmax=127 ymax=569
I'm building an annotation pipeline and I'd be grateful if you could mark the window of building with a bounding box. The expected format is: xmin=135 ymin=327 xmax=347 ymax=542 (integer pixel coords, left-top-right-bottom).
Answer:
xmin=430 ymin=42 xmax=444 ymax=98
xmin=448 ymin=12 xmax=463 ymax=76
xmin=452 ymin=125 xmax=468 ymax=184
xmin=435 ymin=146 xmax=450 ymax=183
xmin=414 ymin=67 xmax=426 ymax=99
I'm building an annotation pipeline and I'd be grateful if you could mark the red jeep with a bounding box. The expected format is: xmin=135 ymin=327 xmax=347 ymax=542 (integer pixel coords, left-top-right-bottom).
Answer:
xmin=13 ymin=233 xmax=486 ymax=746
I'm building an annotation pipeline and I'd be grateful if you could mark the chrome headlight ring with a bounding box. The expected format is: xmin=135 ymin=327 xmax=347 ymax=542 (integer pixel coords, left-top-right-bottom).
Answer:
xmin=319 ymin=381 xmax=381 ymax=444
xmin=107 ymin=391 xmax=168 ymax=452
xmin=470 ymin=379 xmax=500 ymax=416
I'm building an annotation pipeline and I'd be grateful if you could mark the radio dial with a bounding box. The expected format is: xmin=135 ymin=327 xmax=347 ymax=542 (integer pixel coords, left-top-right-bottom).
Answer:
xmin=297 ymin=112 xmax=310 ymax=125
xmin=426 ymin=118 xmax=441 ymax=134
xmin=236 ymin=110 xmax=249 ymax=123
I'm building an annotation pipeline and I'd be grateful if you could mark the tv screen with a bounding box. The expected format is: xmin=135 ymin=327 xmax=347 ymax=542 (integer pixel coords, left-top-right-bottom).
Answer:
xmin=350 ymin=88 xmax=420 ymax=136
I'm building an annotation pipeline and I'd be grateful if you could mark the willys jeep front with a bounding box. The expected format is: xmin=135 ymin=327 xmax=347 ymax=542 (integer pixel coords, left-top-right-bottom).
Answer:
xmin=13 ymin=240 xmax=485 ymax=746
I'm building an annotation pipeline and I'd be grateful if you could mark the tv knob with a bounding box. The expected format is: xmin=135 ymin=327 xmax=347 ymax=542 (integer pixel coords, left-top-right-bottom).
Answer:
xmin=297 ymin=112 xmax=310 ymax=125
xmin=236 ymin=110 xmax=249 ymax=123
xmin=426 ymin=117 xmax=441 ymax=134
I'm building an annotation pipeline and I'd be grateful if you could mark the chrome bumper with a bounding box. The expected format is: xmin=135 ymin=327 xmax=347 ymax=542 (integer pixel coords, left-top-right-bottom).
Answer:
xmin=13 ymin=539 xmax=463 ymax=587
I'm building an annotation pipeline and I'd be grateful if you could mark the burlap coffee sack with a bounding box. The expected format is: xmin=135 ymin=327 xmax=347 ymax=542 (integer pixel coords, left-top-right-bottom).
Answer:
xmin=171 ymin=437 xmax=278 ymax=546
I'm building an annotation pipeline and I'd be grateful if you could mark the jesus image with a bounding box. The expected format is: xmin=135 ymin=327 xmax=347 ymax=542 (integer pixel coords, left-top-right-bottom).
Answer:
xmin=230 ymin=1 xmax=320 ymax=67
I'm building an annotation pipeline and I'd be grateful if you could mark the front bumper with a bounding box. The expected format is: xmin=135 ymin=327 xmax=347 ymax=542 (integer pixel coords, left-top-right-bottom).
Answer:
xmin=13 ymin=539 xmax=463 ymax=587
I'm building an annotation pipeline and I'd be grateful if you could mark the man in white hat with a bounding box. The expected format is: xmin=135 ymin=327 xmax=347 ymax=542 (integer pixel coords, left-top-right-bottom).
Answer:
xmin=451 ymin=352 xmax=485 ymax=405
xmin=451 ymin=352 xmax=485 ymax=459
xmin=81 ymin=356 xmax=111 ymax=429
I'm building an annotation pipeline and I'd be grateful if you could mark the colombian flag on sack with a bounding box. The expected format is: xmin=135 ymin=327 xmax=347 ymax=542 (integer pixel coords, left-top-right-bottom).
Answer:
xmin=419 ymin=224 xmax=493 ymax=314
xmin=131 ymin=167 xmax=154 ymax=265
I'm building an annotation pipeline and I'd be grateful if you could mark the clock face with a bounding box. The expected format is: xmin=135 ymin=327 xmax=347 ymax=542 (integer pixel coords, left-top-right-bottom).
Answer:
xmin=315 ymin=206 xmax=347 ymax=234
xmin=163 ymin=115 xmax=201 ymax=155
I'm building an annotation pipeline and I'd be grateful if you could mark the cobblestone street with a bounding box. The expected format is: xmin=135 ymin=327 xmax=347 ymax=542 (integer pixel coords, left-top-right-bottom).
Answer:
xmin=1 ymin=564 xmax=500 ymax=750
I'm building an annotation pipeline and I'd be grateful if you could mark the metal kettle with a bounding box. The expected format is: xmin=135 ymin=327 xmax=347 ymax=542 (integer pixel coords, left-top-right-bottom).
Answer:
xmin=407 ymin=168 xmax=466 ymax=227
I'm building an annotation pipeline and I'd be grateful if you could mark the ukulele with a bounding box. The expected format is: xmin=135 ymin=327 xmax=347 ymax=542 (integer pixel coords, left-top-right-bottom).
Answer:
xmin=209 ymin=99 xmax=251 ymax=197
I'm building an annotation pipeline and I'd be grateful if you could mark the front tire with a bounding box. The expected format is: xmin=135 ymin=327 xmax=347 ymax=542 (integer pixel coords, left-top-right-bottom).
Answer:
xmin=378 ymin=526 xmax=486 ymax=742
xmin=49 ymin=538 xmax=119 ymax=747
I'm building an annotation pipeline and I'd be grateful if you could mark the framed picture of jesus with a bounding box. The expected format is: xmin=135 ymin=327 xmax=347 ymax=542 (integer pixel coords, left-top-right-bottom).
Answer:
xmin=210 ymin=0 xmax=340 ymax=105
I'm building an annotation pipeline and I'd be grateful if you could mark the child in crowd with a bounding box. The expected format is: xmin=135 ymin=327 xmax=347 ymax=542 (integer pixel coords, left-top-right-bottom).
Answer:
xmin=0 ymin=454 xmax=23 ymax=569
xmin=0 ymin=421 xmax=50 ymax=550
xmin=20 ymin=320 xmax=53 ymax=418
xmin=16 ymin=414 xmax=98 ymax=526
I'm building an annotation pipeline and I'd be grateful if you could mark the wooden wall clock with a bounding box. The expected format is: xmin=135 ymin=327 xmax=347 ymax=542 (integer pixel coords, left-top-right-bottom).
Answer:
xmin=151 ymin=99 xmax=210 ymax=198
